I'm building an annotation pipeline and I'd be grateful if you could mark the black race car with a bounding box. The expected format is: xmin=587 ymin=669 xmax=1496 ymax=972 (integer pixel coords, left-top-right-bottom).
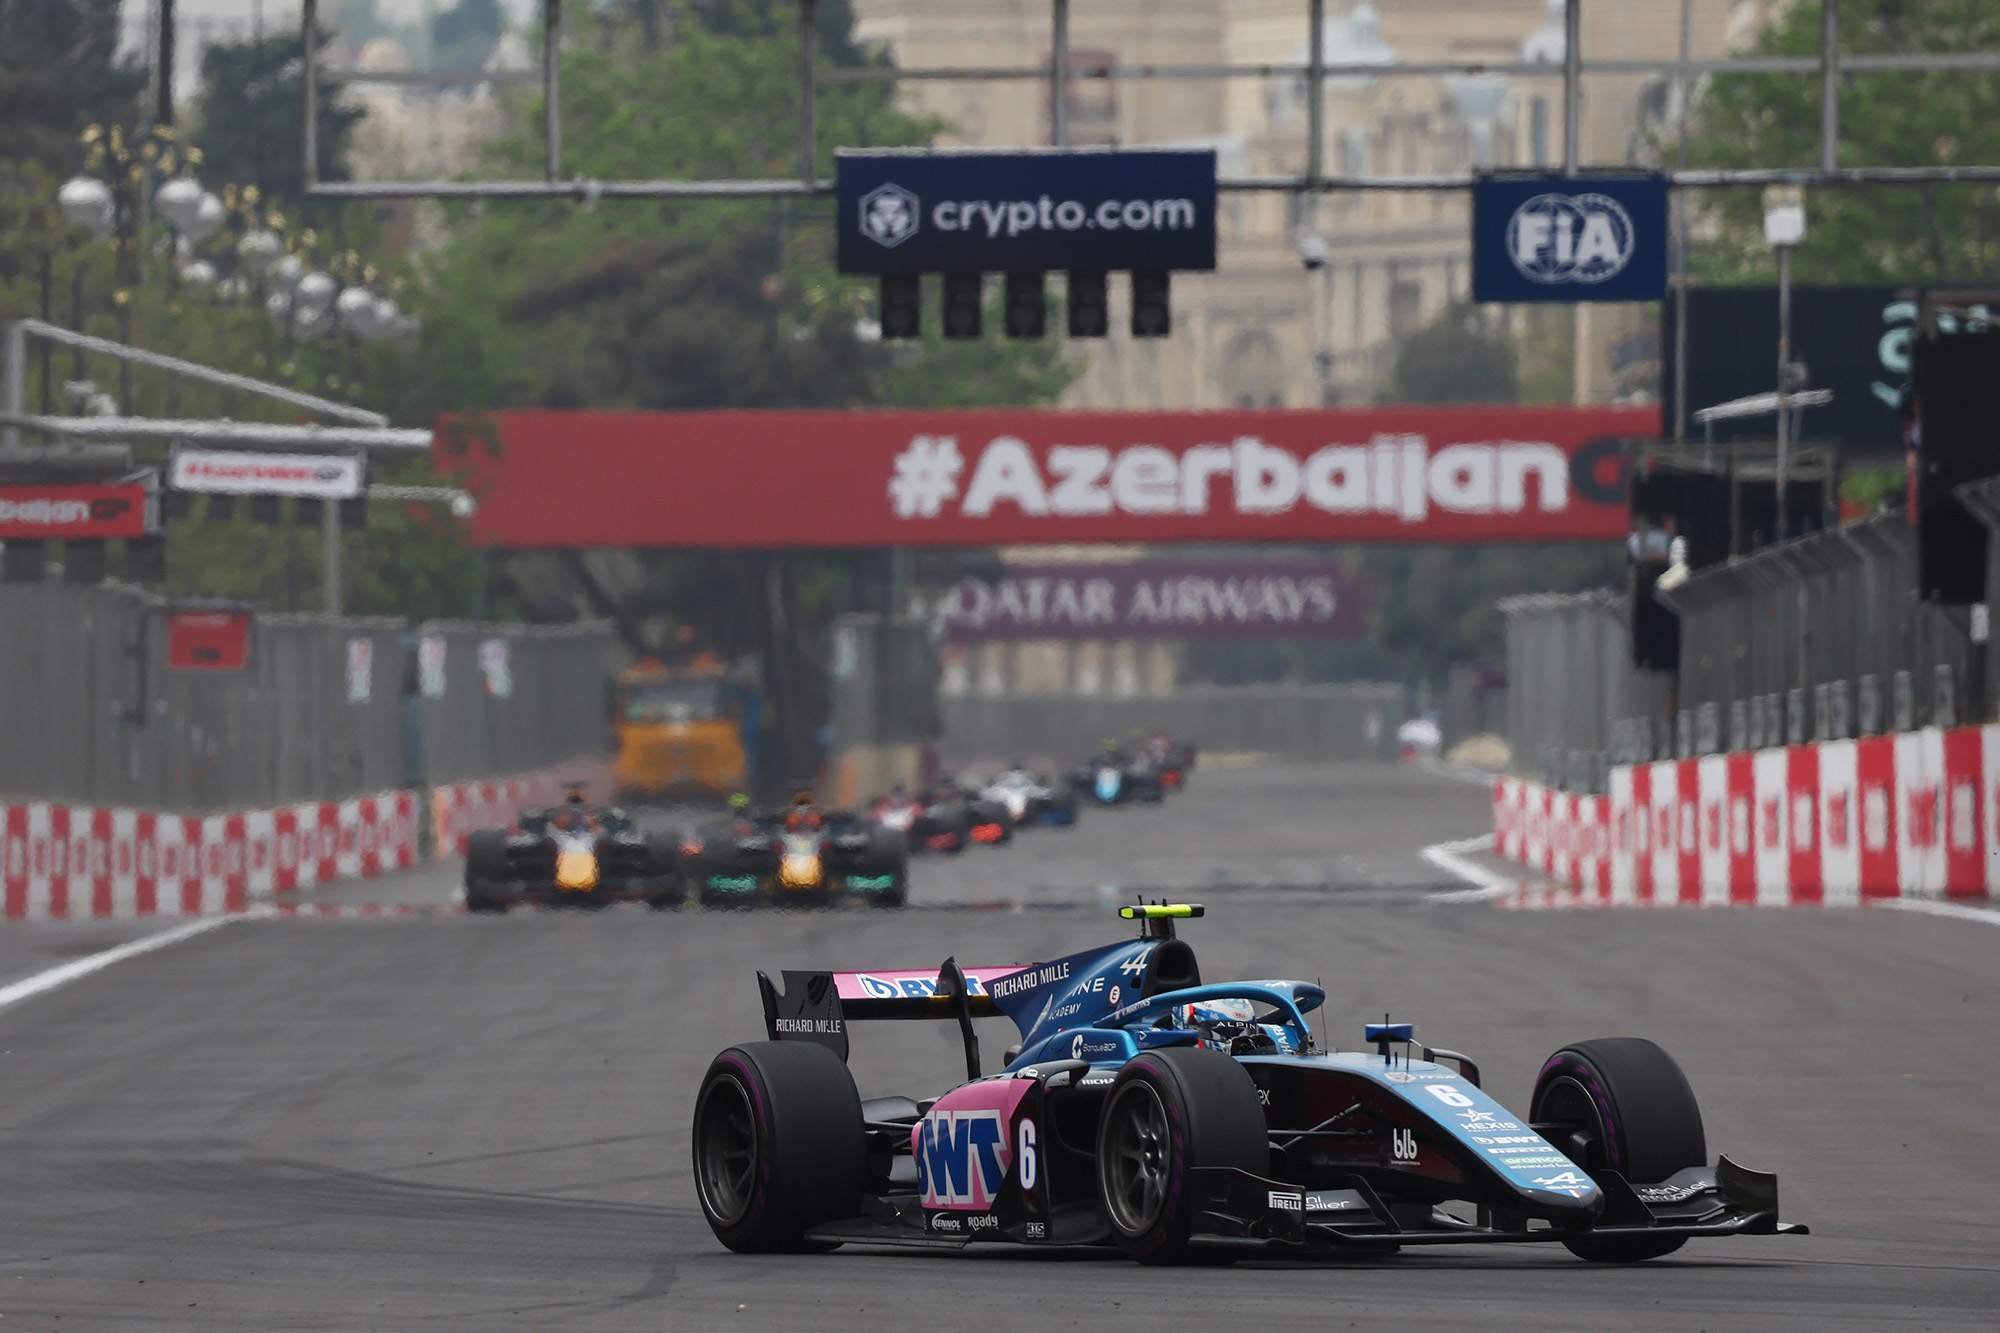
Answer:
xmin=462 ymin=790 xmax=681 ymax=913
xmin=1070 ymin=745 xmax=1166 ymax=806
xmin=872 ymin=780 xmax=1010 ymax=853
xmin=691 ymin=904 xmax=1806 ymax=1264
xmin=684 ymin=794 xmax=908 ymax=908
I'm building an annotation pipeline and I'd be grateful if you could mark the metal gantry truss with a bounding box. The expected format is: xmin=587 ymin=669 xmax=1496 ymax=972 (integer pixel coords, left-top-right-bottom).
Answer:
xmin=303 ymin=0 xmax=2000 ymax=202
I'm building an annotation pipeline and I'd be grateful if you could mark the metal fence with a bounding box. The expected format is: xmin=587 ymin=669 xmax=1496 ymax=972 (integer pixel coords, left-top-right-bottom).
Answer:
xmin=1498 ymin=591 xmax=1675 ymax=792
xmin=941 ymin=683 xmax=1404 ymax=766
xmin=0 ymin=581 xmax=404 ymax=810
xmin=0 ymin=581 xmax=615 ymax=811
xmin=1659 ymin=512 xmax=1978 ymax=751
xmin=409 ymin=619 xmax=615 ymax=787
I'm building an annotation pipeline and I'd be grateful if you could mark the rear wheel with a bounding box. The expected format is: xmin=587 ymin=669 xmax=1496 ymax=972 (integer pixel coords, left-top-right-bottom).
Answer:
xmin=692 ymin=1042 xmax=865 ymax=1252
xmin=643 ymin=834 xmax=685 ymax=908
xmin=1531 ymin=1037 xmax=1707 ymax=1263
xmin=1095 ymin=1047 xmax=1268 ymax=1265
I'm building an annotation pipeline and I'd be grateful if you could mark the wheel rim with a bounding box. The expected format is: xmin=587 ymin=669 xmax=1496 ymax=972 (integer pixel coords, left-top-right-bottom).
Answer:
xmin=1101 ymin=1081 xmax=1172 ymax=1235
xmin=694 ymin=1072 xmax=759 ymax=1227
xmin=1536 ymin=1074 xmax=1609 ymax=1171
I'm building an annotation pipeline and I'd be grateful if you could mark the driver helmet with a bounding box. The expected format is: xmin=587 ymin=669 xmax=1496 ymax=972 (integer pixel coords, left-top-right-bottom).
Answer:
xmin=1170 ymin=997 xmax=1298 ymax=1055
xmin=728 ymin=792 xmax=751 ymax=811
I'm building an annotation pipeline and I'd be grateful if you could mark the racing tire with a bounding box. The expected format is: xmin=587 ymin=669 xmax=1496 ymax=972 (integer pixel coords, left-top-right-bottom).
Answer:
xmin=692 ymin=1041 xmax=865 ymax=1253
xmin=1530 ymin=1037 xmax=1707 ymax=1263
xmin=463 ymin=881 xmax=510 ymax=914
xmin=1095 ymin=1046 xmax=1268 ymax=1265
xmin=464 ymin=831 xmax=512 ymax=913
xmin=643 ymin=834 xmax=686 ymax=908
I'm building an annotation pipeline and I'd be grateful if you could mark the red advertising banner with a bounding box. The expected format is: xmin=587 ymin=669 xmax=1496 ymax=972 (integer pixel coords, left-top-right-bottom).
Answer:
xmin=167 ymin=611 xmax=251 ymax=671
xmin=0 ymin=484 xmax=149 ymax=540
xmin=438 ymin=406 xmax=1655 ymax=549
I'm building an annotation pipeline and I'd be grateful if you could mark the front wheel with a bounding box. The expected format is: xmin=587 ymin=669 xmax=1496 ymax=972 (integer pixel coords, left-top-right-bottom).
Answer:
xmin=692 ymin=1042 xmax=865 ymax=1252
xmin=1531 ymin=1037 xmax=1707 ymax=1263
xmin=1094 ymin=1047 xmax=1268 ymax=1264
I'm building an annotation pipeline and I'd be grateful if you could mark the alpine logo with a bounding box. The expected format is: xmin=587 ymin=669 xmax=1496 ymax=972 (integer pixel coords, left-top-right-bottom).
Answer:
xmin=916 ymin=1109 xmax=1011 ymax=1208
xmin=859 ymin=183 xmax=920 ymax=248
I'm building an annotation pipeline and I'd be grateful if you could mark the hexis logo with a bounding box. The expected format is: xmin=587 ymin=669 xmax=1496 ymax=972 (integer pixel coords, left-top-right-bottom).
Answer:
xmin=860 ymin=183 xmax=920 ymax=248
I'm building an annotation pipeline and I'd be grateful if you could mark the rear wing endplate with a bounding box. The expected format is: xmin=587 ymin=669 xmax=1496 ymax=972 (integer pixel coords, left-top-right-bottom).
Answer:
xmin=759 ymin=956 xmax=1023 ymax=1081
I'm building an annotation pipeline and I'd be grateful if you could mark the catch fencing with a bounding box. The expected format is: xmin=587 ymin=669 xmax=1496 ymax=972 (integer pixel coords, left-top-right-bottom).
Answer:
xmin=940 ymin=683 xmax=1403 ymax=765
xmin=1497 ymin=591 xmax=1674 ymax=794
xmin=0 ymin=580 xmax=614 ymax=813
xmin=1658 ymin=514 xmax=1978 ymax=758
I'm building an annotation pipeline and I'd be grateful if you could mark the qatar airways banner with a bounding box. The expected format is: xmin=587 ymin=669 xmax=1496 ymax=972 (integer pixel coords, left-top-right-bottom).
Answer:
xmin=935 ymin=560 xmax=1372 ymax=642
xmin=439 ymin=406 xmax=1653 ymax=549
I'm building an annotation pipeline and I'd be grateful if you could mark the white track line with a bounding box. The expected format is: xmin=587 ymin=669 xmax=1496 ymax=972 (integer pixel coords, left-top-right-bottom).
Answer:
xmin=0 ymin=910 xmax=262 ymax=1013
xmin=1420 ymin=834 xmax=1521 ymax=902
xmin=1878 ymin=898 xmax=2000 ymax=926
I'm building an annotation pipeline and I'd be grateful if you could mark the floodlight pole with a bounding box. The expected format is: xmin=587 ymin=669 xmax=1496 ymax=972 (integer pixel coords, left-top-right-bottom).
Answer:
xmin=302 ymin=0 xmax=318 ymax=190
xmin=1776 ymin=241 xmax=1792 ymax=540
xmin=1562 ymin=0 xmax=1582 ymax=175
xmin=545 ymin=0 xmax=563 ymax=181
xmin=1307 ymin=0 xmax=1324 ymax=188
xmin=324 ymin=491 xmax=342 ymax=615
xmin=1821 ymin=0 xmax=1840 ymax=174
xmin=1672 ymin=0 xmax=1691 ymax=443
xmin=800 ymin=0 xmax=818 ymax=182
xmin=1051 ymin=0 xmax=1070 ymax=147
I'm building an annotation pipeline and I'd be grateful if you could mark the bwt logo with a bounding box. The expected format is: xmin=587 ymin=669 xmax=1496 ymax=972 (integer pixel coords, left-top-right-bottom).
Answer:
xmin=859 ymin=183 xmax=920 ymax=248
xmin=916 ymin=1109 xmax=1010 ymax=1207
xmin=1507 ymin=193 xmax=1636 ymax=285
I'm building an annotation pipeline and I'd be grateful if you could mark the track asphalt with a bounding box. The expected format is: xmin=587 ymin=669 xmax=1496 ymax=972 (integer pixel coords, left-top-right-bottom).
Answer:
xmin=2 ymin=761 xmax=1995 ymax=1330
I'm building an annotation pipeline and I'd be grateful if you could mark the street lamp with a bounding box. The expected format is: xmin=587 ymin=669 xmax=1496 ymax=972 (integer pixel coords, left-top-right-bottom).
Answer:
xmin=1763 ymin=184 xmax=1807 ymax=539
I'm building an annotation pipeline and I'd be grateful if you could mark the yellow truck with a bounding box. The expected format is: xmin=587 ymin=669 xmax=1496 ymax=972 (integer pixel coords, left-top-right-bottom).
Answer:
xmin=612 ymin=657 xmax=751 ymax=803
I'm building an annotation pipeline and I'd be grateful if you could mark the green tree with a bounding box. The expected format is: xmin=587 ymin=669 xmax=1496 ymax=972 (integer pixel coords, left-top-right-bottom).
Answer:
xmin=188 ymin=30 xmax=364 ymax=207
xmin=1386 ymin=302 xmax=1518 ymax=404
xmin=0 ymin=0 xmax=144 ymax=173
xmin=1685 ymin=0 xmax=2000 ymax=283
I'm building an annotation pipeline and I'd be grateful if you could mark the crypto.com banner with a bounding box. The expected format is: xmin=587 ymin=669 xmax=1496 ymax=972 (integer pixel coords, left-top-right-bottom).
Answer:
xmin=439 ymin=406 xmax=1654 ymax=549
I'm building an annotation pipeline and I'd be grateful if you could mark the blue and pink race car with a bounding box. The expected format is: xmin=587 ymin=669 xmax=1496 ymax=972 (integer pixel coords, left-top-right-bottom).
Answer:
xmin=691 ymin=904 xmax=1804 ymax=1263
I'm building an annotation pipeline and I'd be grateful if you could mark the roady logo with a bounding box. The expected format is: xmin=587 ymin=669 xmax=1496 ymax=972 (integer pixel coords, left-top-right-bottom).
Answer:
xmin=1506 ymin=192 xmax=1636 ymax=285
xmin=860 ymin=183 xmax=920 ymax=248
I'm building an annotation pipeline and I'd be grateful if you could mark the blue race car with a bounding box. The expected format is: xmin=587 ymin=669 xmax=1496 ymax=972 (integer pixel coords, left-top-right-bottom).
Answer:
xmin=690 ymin=905 xmax=1806 ymax=1263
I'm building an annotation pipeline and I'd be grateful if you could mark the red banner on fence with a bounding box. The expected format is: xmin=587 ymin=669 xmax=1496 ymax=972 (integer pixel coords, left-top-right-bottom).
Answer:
xmin=0 ymin=484 xmax=149 ymax=539
xmin=437 ymin=406 xmax=1656 ymax=549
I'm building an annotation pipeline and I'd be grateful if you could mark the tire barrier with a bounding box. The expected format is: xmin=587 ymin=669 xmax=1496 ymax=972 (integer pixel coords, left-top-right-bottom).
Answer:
xmin=0 ymin=793 xmax=418 ymax=920
xmin=1493 ymin=724 xmax=1998 ymax=904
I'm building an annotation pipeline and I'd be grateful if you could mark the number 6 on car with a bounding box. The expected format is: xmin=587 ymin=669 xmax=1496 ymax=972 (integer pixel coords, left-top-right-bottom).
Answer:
xmin=691 ymin=904 xmax=1807 ymax=1263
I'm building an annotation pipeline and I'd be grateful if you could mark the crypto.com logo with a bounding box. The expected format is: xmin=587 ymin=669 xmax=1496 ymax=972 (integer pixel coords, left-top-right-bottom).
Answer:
xmin=859 ymin=183 xmax=920 ymax=248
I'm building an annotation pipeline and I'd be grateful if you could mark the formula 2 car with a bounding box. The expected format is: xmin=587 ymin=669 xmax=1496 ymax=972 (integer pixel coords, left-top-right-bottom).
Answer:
xmin=1070 ymin=744 xmax=1165 ymax=806
xmin=462 ymin=788 xmax=681 ymax=913
xmin=683 ymin=792 xmax=907 ymax=908
xmin=691 ymin=905 xmax=1804 ymax=1263
xmin=979 ymin=766 xmax=1078 ymax=828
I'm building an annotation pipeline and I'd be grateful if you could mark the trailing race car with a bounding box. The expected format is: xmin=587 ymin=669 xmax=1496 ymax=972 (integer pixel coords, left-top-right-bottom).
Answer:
xmin=691 ymin=904 xmax=1805 ymax=1264
xmin=683 ymin=792 xmax=907 ymax=908
xmin=1141 ymin=732 xmax=1198 ymax=791
xmin=978 ymin=766 xmax=1078 ymax=828
xmin=462 ymin=788 xmax=681 ymax=913
xmin=872 ymin=780 xmax=1009 ymax=852
xmin=1070 ymin=744 xmax=1165 ymax=806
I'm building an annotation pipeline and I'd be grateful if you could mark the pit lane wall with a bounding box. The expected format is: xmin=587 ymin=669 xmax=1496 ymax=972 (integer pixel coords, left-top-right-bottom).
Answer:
xmin=1 ymin=793 xmax=417 ymax=920
xmin=1492 ymin=725 xmax=1999 ymax=902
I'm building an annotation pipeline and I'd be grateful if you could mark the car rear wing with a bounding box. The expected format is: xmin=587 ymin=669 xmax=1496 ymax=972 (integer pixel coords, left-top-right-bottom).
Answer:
xmin=757 ymin=958 xmax=1025 ymax=1081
